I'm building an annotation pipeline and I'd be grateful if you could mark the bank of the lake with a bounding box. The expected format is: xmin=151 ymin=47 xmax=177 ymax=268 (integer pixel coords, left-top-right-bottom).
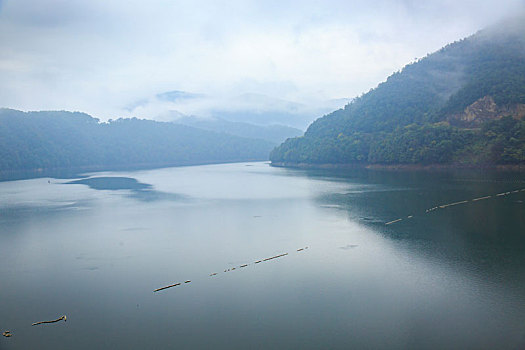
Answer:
xmin=271 ymin=161 xmax=525 ymax=171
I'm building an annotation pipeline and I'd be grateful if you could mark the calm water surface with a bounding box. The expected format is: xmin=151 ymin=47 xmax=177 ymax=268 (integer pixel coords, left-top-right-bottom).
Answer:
xmin=1 ymin=162 xmax=524 ymax=349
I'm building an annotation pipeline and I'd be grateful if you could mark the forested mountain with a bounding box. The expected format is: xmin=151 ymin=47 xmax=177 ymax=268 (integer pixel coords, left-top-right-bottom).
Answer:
xmin=173 ymin=116 xmax=303 ymax=144
xmin=270 ymin=18 xmax=525 ymax=167
xmin=0 ymin=109 xmax=275 ymax=174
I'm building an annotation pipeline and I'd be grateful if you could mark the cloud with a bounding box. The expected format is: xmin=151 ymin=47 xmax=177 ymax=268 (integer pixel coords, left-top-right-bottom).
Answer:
xmin=0 ymin=0 xmax=523 ymax=123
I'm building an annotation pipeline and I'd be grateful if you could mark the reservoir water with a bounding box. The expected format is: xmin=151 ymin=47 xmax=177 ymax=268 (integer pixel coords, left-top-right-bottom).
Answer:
xmin=1 ymin=162 xmax=524 ymax=349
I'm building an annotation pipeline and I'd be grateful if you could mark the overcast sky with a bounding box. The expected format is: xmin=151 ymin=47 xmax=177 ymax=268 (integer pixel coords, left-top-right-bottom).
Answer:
xmin=0 ymin=0 xmax=524 ymax=122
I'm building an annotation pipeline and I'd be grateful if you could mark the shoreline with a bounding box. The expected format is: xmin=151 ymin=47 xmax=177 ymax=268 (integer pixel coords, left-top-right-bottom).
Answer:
xmin=270 ymin=162 xmax=525 ymax=172
xmin=0 ymin=158 xmax=268 ymax=182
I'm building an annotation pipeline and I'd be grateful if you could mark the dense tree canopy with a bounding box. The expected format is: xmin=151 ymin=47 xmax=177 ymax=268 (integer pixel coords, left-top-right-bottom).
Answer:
xmin=0 ymin=109 xmax=275 ymax=173
xmin=271 ymin=20 xmax=525 ymax=167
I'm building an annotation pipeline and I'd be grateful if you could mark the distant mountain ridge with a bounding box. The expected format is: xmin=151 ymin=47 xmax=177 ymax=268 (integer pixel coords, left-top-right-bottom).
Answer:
xmin=127 ymin=91 xmax=351 ymax=129
xmin=172 ymin=116 xmax=303 ymax=144
xmin=0 ymin=109 xmax=275 ymax=175
xmin=270 ymin=17 xmax=525 ymax=167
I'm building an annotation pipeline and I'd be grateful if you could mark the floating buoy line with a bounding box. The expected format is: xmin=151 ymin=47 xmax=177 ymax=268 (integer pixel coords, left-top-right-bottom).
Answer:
xmin=385 ymin=187 xmax=525 ymax=226
xmin=4 ymin=188 xmax=523 ymax=338
xmin=153 ymin=247 xmax=308 ymax=293
xmin=2 ymin=247 xmax=310 ymax=339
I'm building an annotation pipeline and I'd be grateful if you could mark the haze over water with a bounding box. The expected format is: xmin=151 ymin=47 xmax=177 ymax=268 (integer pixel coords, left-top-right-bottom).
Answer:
xmin=1 ymin=162 xmax=524 ymax=349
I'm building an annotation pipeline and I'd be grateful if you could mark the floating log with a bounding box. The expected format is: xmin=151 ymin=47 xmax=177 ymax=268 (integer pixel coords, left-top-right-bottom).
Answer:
xmin=184 ymin=280 xmax=191 ymax=283
xmin=32 ymin=315 xmax=66 ymax=326
xmin=262 ymin=253 xmax=288 ymax=262
xmin=407 ymin=215 xmax=413 ymax=219
xmin=240 ymin=264 xmax=248 ymax=268
xmin=210 ymin=273 xmax=218 ymax=276
xmin=385 ymin=218 xmax=402 ymax=225
xmin=2 ymin=331 xmax=12 ymax=337
xmin=439 ymin=200 xmax=469 ymax=209
xmin=254 ymin=260 xmax=262 ymax=264
xmin=472 ymin=196 xmax=491 ymax=201
xmin=153 ymin=283 xmax=181 ymax=292
xmin=448 ymin=200 xmax=469 ymax=206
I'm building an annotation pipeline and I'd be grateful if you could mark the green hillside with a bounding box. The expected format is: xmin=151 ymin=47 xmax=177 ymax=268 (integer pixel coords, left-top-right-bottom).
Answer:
xmin=270 ymin=18 xmax=525 ymax=167
xmin=0 ymin=109 xmax=275 ymax=174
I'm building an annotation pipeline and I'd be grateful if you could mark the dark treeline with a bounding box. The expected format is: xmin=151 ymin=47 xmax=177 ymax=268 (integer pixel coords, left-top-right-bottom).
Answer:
xmin=271 ymin=18 xmax=525 ymax=167
xmin=271 ymin=117 xmax=525 ymax=165
xmin=0 ymin=109 xmax=275 ymax=173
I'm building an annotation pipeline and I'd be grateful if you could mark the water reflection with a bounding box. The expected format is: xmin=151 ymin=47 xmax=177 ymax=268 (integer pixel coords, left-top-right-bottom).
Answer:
xmin=308 ymin=168 xmax=525 ymax=293
xmin=66 ymin=176 xmax=185 ymax=202
xmin=1 ymin=163 xmax=524 ymax=349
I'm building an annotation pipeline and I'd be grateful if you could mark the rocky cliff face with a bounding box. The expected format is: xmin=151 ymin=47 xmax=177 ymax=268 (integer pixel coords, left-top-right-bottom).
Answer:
xmin=448 ymin=96 xmax=525 ymax=127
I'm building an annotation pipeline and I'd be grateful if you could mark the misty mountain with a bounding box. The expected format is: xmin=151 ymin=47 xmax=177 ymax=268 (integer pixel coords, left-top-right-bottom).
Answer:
xmin=270 ymin=17 xmax=525 ymax=167
xmin=207 ymin=93 xmax=352 ymax=129
xmin=127 ymin=91 xmax=351 ymax=129
xmin=156 ymin=90 xmax=205 ymax=102
xmin=0 ymin=109 xmax=275 ymax=174
xmin=173 ymin=116 xmax=303 ymax=144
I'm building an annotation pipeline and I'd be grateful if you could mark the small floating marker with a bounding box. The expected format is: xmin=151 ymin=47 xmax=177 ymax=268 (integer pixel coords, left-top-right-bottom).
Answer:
xmin=32 ymin=315 xmax=67 ymax=326
xmin=154 ymin=283 xmax=181 ymax=292
xmin=385 ymin=218 xmax=402 ymax=225
xmin=2 ymin=331 xmax=12 ymax=337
